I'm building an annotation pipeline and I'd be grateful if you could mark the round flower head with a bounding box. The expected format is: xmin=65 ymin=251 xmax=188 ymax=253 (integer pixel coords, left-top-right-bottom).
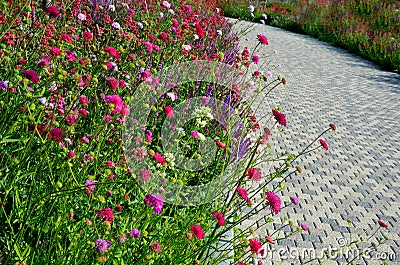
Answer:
xmin=319 ymin=139 xmax=329 ymax=151
xmin=272 ymin=109 xmax=286 ymax=126
xmin=265 ymin=191 xmax=281 ymax=214
xmin=46 ymin=6 xmax=59 ymax=18
xmin=22 ymin=70 xmax=40 ymax=84
xmin=189 ymin=225 xmax=204 ymax=240
xmin=257 ymin=34 xmax=269 ymax=45
xmin=249 ymin=238 xmax=264 ymax=255
xmin=144 ymin=194 xmax=164 ymax=214
xmin=95 ymin=238 xmax=111 ymax=253
xmin=150 ymin=241 xmax=162 ymax=253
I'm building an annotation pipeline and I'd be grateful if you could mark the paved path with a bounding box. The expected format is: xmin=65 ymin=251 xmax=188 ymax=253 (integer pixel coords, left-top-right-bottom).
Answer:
xmin=232 ymin=20 xmax=400 ymax=265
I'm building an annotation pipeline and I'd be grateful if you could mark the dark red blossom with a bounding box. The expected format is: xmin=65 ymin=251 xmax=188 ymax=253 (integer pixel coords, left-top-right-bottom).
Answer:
xmin=378 ymin=220 xmax=388 ymax=228
xmin=46 ymin=6 xmax=59 ymax=18
xmin=257 ymin=34 xmax=268 ymax=45
xmin=272 ymin=109 xmax=286 ymax=126
xmin=319 ymin=139 xmax=329 ymax=151
xmin=249 ymin=238 xmax=264 ymax=255
xmin=189 ymin=225 xmax=204 ymax=240
xmin=212 ymin=212 xmax=225 ymax=226
xmin=104 ymin=46 xmax=120 ymax=59
xmin=22 ymin=70 xmax=40 ymax=84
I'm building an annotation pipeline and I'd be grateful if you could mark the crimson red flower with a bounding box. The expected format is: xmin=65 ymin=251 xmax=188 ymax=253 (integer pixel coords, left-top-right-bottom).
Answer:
xmin=46 ymin=6 xmax=59 ymax=18
xmin=190 ymin=225 xmax=204 ymax=240
xmin=158 ymin=32 xmax=169 ymax=42
xmin=60 ymin=33 xmax=72 ymax=43
xmin=216 ymin=140 xmax=226 ymax=149
xmin=246 ymin=168 xmax=261 ymax=181
xmin=257 ymin=34 xmax=268 ymax=45
xmin=96 ymin=208 xmax=114 ymax=222
xmin=163 ymin=106 xmax=174 ymax=118
xmin=330 ymin=123 xmax=337 ymax=131
xmin=50 ymin=47 xmax=62 ymax=58
xmin=22 ymin=70 xmax=40 ymax=84
xmin=249 ymin=238 xmax=264 ymax=255
xmin=265 ymin=191 xmax=281 ymax=214
xmin=236 ymin=187 xmax=249 ymax=201
xmin=106 ymin=77 xmax=118 ymax=91
xmin=104 ymin=46 xmax=120 ymax=59
xmin=212 ymin=212 xmax=225 ymax=226
xmin=319 ymin=139 xmax=329 ymax=151
xmin=272 ymin=109 xmax=286 ymax=126
xmin=378 ymin=220 xmax=388 ymax=228
xmin=83 ymin=31 xmax=93 ymax=41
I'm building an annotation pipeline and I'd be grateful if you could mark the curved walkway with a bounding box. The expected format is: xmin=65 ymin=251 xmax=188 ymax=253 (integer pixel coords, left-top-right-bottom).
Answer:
xmin=233 ymin=20 xmax=400 ymax=264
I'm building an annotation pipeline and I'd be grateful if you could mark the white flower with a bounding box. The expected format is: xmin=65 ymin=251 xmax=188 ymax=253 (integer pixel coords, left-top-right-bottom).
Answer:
xmin=248 ymin=5 xmax=254 ymax=13
xmin=196 ymin=119 xmax=207 ymax=127
xmin=182 ymin=44 xmax=191 ymax=51
xmin=159 ymin=12 xmax=164 ymax=19
xmin=197 ymin=132 xmax=206 ymax=141
xmin=176 ymin=127 xmax=186 ymax=136
xmin=167 ymin=92 xmax=177 ymax=101
xmin=38 ymin=97 xmax=47 ymax=105
xmin=217 ymin=30 xmax=222 ymax=36
xmin=77 ymin=13 xmax=86 ymax=21
xmin=260 ymin=20 xmax=265 ymax=24
xmin=112 ymin=22 xmax=120 ymax=29
xmin=109 ymin=4 xmax=115 ymax=11
xmin=162 ymin=1 xmax=171 ymax=9
xmin=216 ymin=8 xmax=220 ymax=13
xmin=168 ymin=9 xmax=175 ymax=15
xmin=262 ymin=13 xmax=268 ymax=19
xmin=137 ymin=22 xmax=143 ymax=29
xmin=194 ymin=34 xmax=199 ymax=40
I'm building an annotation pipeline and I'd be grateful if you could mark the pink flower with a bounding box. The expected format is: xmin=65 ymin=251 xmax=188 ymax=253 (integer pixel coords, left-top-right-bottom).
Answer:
xmin=252 ymin=55 xmax=259 ymax=64
xmin=183 ymin=5 xmax=191 ymax=13
xmin=115 ymin=205 xmax=122 ymax=212
xmin=144 ymin=194 xmax=164 ymax=214
xmin=145 ymin=129 xmax=152 ymax=142
xmin=85 ymin=180 xmax=95 ymax=195
xmin=265 ymin=235 xmax=275 ymax=244
xmin=50 ymin=47 xmax=62 ymax=58
xmin=96 ymin=208 xmax=114 ymax=222
xmin=300 ymin=223 xmax=309 ymax=231
xmin=141 ymin=169 xmax=151 ymax=181
xmin=246 ymin=168 xmax=261 ymax=181
xmin=79 ymin=95 xmax=89 ymax=105
xmin=153 ymin=152 xmax=166 ymax=164
xmin=249 ymin=238 xmax=264 ymax=255
xmin=106 ymin=161 xmax=115 ymax=167
xmin=49 ymin=127 xmax=63 ymax=140
xmin=46 ymin=6 xmax=59 ymax=18
xmin=319 ymin=139 xmax=329 ymax=151
xmin=22 ymin=70 xmax=40 ymax=84
xmin=212 ymin=212 xmax=225 ymax=226
xmin=257 ymin=34 xmax=268 ymax=45
xmin=104 ymin=46 xmax=120 ymax=59
xmin=78 ymin=109 xmax=88 ymax=116
xmin=190 ymin=225 xmax=204 ymax=240
xmin=150 ymin=241 xmax=162 ymax=253
xmin=191 ymin=131 xmax=199 ymax=139
xmin=163 ymin=106 xmax=174 ymax=118
xmin=106 ymin=77 xmax=118 ymax=91
xmin=67 ymin=150 xmax=76 ymax=159
xmin=265 ymin=191 xmax=281 ymax=214
xmin=236 ymin=187 xmax=249 ymax=201
xmin=60 ymin=33 xmax=72 ymax=43
xmin=290 ymin=196 xmax=299 ymax=205
xmin=272 ymin=109 xmax=286 ymax=126
xmin=65 ymin=115 xmax=77 ymax=126
xmin=143 ymin=42 xmax=153 ymax=53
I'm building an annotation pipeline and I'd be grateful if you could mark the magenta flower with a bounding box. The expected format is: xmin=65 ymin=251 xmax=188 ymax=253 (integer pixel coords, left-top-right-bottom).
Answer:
xmin=104 ymin=46 xmax=120 ymax=59
xmin=153 ymin=152 xmax=166 ymax=164
xmin=145 ymin=129 xmax=152 ymax=142
xmin=22 ymin=70 xmax=40 ymax=84
xmin=191 ymin=131 xmax=199 ymax=139
xmin=290 ymin=196 xmax=299 ymax=205
xmin=96 ymin=208 xmax=114 ymax=222
xmin=249 ymin=238 xmax=264 ymax=255
xmin=236 ymin=187 xmax=249 ymax=201
xmin=144 ymin=194 xmax=164 ymax=214
xmin=252 ymin=55 xmax=259 ymax=64
xmin=190 ymin=225 xmax=204 ymax=240
xmin=212 ymin=212 xmax=225 ymax=226
xmin=257 ymin=34 xmax=269 ymax=45
xmin=163 ymin=106 xmax=174 ymax=118
xmin=300 ymin=223 xmax=309 ymax=231
xmin=46 ymin=6 xmax=59 ymax=18
xmin=272 ymin=109 xmax=286 ymax=126
xmin=265 ymin=191 xmax=281 ymax=214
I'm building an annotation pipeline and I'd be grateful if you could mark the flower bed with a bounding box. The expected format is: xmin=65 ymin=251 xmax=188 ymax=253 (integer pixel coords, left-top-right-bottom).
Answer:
xmin=0 ymin=0 xmax=389 ymax=264
xmin=218 ymin=0 xmax=400 ymax=73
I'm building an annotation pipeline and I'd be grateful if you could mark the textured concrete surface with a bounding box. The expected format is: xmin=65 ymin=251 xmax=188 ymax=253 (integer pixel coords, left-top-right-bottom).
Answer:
xmin=231 ymin=19 xmax=400 ymax=265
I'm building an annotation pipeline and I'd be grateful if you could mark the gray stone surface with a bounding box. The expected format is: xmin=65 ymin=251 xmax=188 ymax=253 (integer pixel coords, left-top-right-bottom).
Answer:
xmin=231 ymin=19 xmax=400 ymax=265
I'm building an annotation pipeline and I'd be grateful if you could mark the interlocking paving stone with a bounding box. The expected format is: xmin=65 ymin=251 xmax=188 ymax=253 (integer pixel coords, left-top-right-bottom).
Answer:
xmin=232 ymin=19 xmax=400 ymax=265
